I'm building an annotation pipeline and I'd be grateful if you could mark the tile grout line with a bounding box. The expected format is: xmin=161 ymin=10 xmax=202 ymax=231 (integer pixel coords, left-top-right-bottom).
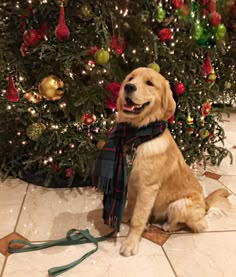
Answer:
xmin=13 ymin=182 xmax=30 ymax=232
xmin=161 ymin=242 xmax=178 ymax=277
xmin=0 ymin=256 xmax=8 ymax=277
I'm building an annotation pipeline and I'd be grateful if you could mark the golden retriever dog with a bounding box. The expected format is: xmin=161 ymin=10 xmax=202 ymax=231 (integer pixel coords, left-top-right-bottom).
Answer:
xmin=116 ymin=67 xmax=230 ymax=257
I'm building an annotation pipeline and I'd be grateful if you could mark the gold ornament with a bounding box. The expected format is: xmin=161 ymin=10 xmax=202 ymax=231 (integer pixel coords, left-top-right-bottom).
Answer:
xmin=24 ymin=90 xmax=42 ymax=103
xmin=39 ymin=75 xmax=64 ymax=101
xmin=187 ymin=113 xmax=194 ymax=125
xmin=26 ymin=122 xmax=46 ymax=141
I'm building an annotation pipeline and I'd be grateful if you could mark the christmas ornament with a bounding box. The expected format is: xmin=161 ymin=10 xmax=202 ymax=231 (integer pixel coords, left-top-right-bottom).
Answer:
xmin=105 ymin=82 xmax=121 ymax=110
xmin=55 ymin=5 xmax=70 ymax=41
xmin=201 ymin=9 xmax=209 ymax=16
xmin=188 ymin=127 xmax=194 ymax=134
xmin=201 ymin=102 xmax=211 ymax=117
xmin=5 ymin=76 xmax=19 ymax=102
xmin=216 ymin=24 xmax=226 ymax=39
xmin=79 ymin=2 xmax=93 ymax=21
xmin=94 ymin=48 xmax=110 ymax=65
xmin=224 ymin=81 xmax=231 ymax=89
xmin=147 ymin=63 xmax=160 ymax=72
xmin=66 ymin=168 xmax=73 ymax=178
xmin=200 ymin=0 xmax=208 ymax=6
xmin=199 ymin=129 xmax=209 ymax=139
xmin=174 ymin=82 xmax=185 ymax=95
xmin=179 ymin=4 xmax=190 ymax=16
xmin=207 ymin=68 xmax=216 ymax=83
xmin=96 ymin=139 xmax=106 ymax=150
xmin=24 ymin=90 xmax=42 ymax=103
xmin=39 ymin=75 xmax=64 ymax=101
xmin=187 ymin=113 xmax=193 ymax=124
xmin=23 ymin=29 xmax=40 ymax=47
xmin=194 ymin=23 xmax=203 ymax=40
xmin=87 ymin=45 xmax=98 ymax=55
xmin=209 ymin=11 xmax=221 ymax=26
xmin=110 ymin=35 xmax=125 ymax=55
xmin=207 ymin=1 xmax=216 ymax=13
xmin=84 ymin=60 xmax=95 ymax=71
xmin=201 ymin=52 xmax=212 ymax=77
xmin=155 ymin=6 xmax=166 ymax=23
xmin=81 ymin=113 xmax=96 ymax=125
xmin=172 ymin=0 xmax=183 ymax=10
xmin=26 ymin=122 xmax=46 ymax=141
xmin=158 ymin=28 xmax=172 ymax=43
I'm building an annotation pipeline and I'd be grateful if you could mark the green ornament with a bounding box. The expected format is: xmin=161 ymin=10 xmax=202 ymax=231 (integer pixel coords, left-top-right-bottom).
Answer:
xmin=194 ymin=23 xmax=203 ymax=40
xmin=79 ymin=2 xmax=93 ymax=21
xmin=147 ymin=63 xmax=160 ymax=73
xmin=216 ymin=24 xmax=226 ymax=39
xmin=155 ymin=6 xmax=166 ymax=23
xmin=26 ymin=122 xmax=46 ymax=141
xmin=199 ymin=129 xmax=209 ymax=139
xmin=94 ymin=48 xmax=110 ymax=65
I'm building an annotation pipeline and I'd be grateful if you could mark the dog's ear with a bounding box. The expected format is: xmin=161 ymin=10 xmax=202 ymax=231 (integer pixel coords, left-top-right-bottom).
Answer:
xmin=161 ymin=80 xmax=176 ymax=120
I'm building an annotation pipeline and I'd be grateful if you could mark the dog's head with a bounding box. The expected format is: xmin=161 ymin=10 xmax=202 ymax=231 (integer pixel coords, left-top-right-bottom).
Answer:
xmin=116 ymin=67 xmax=176 ymax=127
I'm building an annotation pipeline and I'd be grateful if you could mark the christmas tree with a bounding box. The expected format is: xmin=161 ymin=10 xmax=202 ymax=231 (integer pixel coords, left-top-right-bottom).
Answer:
xmin=0 ymin=0 xmax=234 ymax=187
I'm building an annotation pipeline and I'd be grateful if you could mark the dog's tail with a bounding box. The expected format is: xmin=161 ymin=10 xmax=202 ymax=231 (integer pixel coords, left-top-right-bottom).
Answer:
xmin=205 ymin=188 xmax=231 ymax=215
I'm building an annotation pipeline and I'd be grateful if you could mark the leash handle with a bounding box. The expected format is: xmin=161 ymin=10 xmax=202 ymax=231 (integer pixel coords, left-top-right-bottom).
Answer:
xmin=8 ymin=229 xmax=115 ymax=277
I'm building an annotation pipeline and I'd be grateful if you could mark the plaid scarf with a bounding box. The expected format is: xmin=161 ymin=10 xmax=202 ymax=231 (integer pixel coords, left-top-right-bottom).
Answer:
xmin=93 ymin=120 xmax=168 ymax=231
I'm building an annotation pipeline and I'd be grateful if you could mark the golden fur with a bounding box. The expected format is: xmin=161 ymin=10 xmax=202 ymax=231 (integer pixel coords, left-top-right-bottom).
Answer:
xmin=116 ymin=67 xmax=230 ymax=257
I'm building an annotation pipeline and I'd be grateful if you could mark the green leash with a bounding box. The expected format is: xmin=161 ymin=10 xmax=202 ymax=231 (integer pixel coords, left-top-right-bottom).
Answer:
xmin=8 ymin=229 xmax=116 ymax=277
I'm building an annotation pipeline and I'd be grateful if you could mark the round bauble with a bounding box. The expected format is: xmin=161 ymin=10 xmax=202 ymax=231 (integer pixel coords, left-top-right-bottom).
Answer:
xmin=216 ymin=24 xmax=226 ymax=39
xmin=23 ymin=29 xmax=40 ymax=47
xmin=194 ymin=23 xmax=203 ymax=40
xmin=81 ymin=112 xmax=96 ymax=125
xmin=79 ymin=2 xmax=93 ymax=21
xmin=155 ymin=6 xmax=166 ymax=23
xmin=147 ymin=63 xmax=160 ymax=73
xmin=207 ymin=1 xmax=216 ymax=13
xmin=207 ymin=69 xmax=216 ymax=83
xmin=39 ymin=75 xmax=64 ymax=101
xmin=26 ymin=122 xmax=46 ymax=141
xmin=199 ymin=129 xmax=209 ymax=139
xmin=172 ymin=0 xmax=183 ymax=10
xmin=94 ymin=48 xmax=110 ymax=65
xmin=209 ymin=11 xmax=221 ymax=26
xmin=174 ymin=82 xmax=185 ymax=95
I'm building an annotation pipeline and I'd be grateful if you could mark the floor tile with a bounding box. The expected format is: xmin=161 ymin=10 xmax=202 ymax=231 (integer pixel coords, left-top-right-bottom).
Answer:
xmin=164 ymin=232 xmax=236 ymax=277
xmin=0 ymin=254 xmax=5 ymax=274
xmin=219 ymin=175 xmax=236 ymax=194
xmin=3 ymin=238 xmax=175 ymax=277
xmin=0 ymin=178 xmax=28 ymax=238
xmin=16 ymin=185 xmax=86 ymax=241
xmin=0 ymin=232 xmax=28 ymax=256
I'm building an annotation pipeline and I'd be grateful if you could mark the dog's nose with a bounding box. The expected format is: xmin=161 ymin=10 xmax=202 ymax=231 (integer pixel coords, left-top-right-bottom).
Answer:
xmin=124 ymin=83 xmax=137 ymax=94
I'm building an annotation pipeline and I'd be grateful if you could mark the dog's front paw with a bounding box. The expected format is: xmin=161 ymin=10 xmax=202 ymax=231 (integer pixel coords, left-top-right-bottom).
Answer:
xmin=120 ymin=237 xmax=139 ymax=257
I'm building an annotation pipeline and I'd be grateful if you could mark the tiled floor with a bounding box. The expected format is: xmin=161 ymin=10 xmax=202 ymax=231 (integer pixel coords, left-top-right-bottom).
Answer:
xmin=0 ymin=113 xmax=236 ymax=277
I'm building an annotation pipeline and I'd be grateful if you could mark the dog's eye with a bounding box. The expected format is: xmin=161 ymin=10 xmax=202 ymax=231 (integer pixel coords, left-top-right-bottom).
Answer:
xmin=128 ymin=77 xmax=133 ymax=81
xmin=146 ymin=80 xmax=154 ymax=86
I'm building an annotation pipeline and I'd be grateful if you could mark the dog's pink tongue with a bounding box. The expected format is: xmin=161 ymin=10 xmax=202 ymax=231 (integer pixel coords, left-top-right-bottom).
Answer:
xmin=123 ymin=103 xmax=141 ymax=111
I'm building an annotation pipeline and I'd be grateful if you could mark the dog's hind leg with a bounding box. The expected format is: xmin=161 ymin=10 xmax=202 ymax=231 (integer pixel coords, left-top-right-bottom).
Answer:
xmin=120 ymin=184 xmax=159 ymax=256
xmin=163 ymin=197 xmax=207 ymax=233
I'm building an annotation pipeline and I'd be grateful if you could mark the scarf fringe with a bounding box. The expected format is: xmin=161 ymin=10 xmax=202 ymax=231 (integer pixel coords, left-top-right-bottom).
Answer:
xmin=96 ymin=176 xmax=114 ymax=194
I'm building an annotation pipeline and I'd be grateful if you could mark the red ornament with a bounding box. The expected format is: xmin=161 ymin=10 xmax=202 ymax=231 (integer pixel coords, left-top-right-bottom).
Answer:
xmin=201 ymin=52 xmax=212 ymax=77
xmin=38 ymin=24 xmax=48 ymax=40
xmin=55 ymin=5 xmax=70 ymax=41
xmin=87 ymin=46 xmax=98 ymax=55
xmin=168 ymin=114 xmax=175 ymax=125
xmin=201 ymin=9 xmax=209 ymax=16
xmin=81 ymin=113 xmax=96 ymax=125
xmin=207 ymin=1 xmax=216 ymax=13
xmin=158 ymin=28 xmax=172 ymax=43
xmin=5 ymin=76 xmax=19 ymax=102
xmin=23 ymin=29 xmax=40 ymax=47
xmin=105 ymin=82 xmax=121 ymax=110
xmin=174 ymin=82 xmax=185 ymax=95
xmin=66 ymin=168 xmax=73 ymax=178
xmin=209 ymin=11 xmax=221 ymax=26
xmin=200 ymin=0 xmax=209 ymax=6
xmin=110 ymin=35 xmax=126 ymax=55
xmin=172 ymin=0 xmax=183 ymax=10
xmin=201 ymin=102 xmax=211 ymax=117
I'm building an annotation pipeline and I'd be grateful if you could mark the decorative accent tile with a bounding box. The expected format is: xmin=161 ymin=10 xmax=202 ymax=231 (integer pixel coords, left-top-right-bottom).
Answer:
xmin=203 ymin=171 xmax=221 ymax=180
xmin=0 ymin=232 xmax=28 ymax=256
xmin=233 ymin=145 xmax=236 ymax=149
xmin=142 ymin=225 xmax=171 ymax=246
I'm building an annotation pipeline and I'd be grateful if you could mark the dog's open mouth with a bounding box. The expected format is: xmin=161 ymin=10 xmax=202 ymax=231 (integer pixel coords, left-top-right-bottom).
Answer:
xmin=123 ymin=97 xmax=150 ymax=114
